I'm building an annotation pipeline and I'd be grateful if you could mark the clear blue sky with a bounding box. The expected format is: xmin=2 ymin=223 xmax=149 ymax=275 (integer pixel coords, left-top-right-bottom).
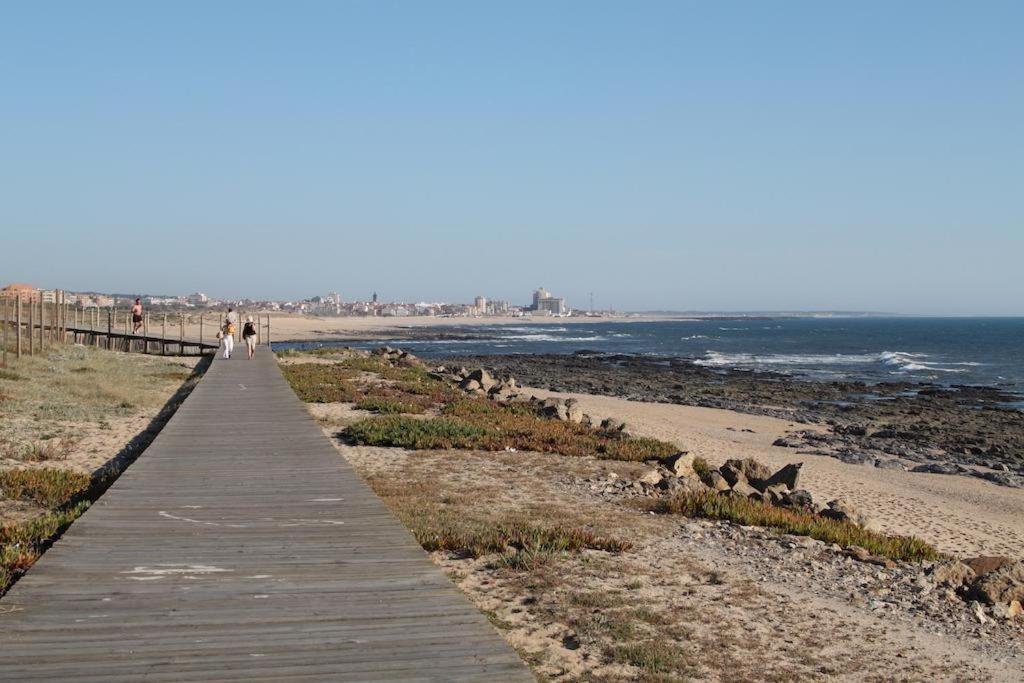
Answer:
xmin=2 ymin=1 xmax=1021 ymax=314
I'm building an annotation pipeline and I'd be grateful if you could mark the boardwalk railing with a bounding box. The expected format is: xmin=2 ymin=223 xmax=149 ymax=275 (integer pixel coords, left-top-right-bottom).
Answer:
xmin=1 ymin=290 xmax=272 ymax=365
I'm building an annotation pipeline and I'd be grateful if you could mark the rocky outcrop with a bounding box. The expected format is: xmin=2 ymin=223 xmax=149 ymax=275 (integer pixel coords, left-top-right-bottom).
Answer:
xmin=970 ymin=561 xmax=1024 ymax=605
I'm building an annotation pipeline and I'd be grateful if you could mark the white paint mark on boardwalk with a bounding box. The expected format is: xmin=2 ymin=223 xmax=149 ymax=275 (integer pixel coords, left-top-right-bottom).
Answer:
xmin=238 ymin=384 xmax=247 ymax=390
xmin=122 ymin=564 xmax=233 ymax=581
xmin=308 ymin=497 xmax=344 ymax=502
xmin=159 ymin=511 xmax=247 ymax=528
xmin=277 ymin=518 xmax=345 ymax=527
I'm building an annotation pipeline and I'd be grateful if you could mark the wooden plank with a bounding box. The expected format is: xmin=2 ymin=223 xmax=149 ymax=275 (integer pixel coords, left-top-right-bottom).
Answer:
xmin=0 ymin=350 xmax=530 ymax=682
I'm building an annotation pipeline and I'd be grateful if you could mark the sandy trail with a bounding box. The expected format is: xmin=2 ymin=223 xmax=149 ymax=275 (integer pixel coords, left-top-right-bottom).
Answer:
xmin=528 ymin=388 xmax=1024 ymax=559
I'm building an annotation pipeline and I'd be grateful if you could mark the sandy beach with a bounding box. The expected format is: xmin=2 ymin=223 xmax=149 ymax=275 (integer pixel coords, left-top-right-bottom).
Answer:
xmin=528 ymin=388 xmax=1024 ymax=559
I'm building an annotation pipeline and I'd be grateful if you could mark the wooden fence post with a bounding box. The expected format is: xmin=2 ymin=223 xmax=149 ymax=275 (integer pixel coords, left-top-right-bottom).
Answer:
xmin=267 ymin=315 xmax=272 ymax=351
xmin=200 ymin=315 xmax=204 ymax=348
xmin=179 ymin=315 xmax=184 ymax=354
xmin=107 ymin=308 xmax=113 ymax=350
xmin=2 ymin=296 xmax=8 ymax=368
xmin=161 ymin=314 xmax=166 ymax=355
xmin=29 ymin=299 xmax=34 ymax=356
xmin=17 ymin=297 xmax=23 ymax=358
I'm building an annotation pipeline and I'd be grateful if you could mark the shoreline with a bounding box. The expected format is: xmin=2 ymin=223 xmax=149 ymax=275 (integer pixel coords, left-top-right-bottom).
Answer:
xmin=448 ymin=352 xmax=1024 ymax=488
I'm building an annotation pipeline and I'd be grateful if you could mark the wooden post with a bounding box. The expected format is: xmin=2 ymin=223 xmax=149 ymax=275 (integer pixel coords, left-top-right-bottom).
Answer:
xmin=107 ymin=308 xmax=113 ymax=350
xmin=257 ymin=314 xmax=262 ymax=345
xmin=200 ymin=315 xmax=204 ymax=348
xmin=16 ymin=296 xmax=22 ymax=358
xmin=267 ymin=315 xmax=271 ymax=351
xmin=29 ymin=299 xmax=34 ymax=356
xmin=179 ymin=314 xmax=184 ymax=354
xmin=144 ymin=313 xmax=150 ymax=353
xmin=161 ymin=314 xmax=166 ymax=355
xmin=2 ymin=296 xmax=8 ymax=368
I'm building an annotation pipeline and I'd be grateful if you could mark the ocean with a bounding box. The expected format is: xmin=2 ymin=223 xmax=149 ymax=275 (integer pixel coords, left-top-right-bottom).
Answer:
xmin=279 ymin=317 xmax=1024 ymax=397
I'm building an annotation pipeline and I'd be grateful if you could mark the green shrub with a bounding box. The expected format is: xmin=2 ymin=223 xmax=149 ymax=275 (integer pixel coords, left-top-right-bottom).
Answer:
xmin=345 ymin=416 xmax=495 ymax=449
xmin=281 ymin=363 xmax=360 ymax=402
xmin=653 ymin=492 xmax=939 ymax=563
xmin=353 ymin=397 xmax=425 ymax=414
xmin=0 ymin=468 xmax=93 ymax=508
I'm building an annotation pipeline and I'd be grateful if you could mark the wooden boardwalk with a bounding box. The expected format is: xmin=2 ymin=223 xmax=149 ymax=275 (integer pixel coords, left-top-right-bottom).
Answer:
xmin=0 ymin=350 xmax=532 ymax=682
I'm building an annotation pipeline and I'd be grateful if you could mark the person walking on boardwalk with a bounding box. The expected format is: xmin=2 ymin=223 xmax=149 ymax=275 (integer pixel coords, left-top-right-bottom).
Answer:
xmin=131 ymin=298 xmax=143 ymax=334
xmin=242 ymin=315 xmax=257 ymax=360
xmin=221 ymin=307 xmax=238 ymax=359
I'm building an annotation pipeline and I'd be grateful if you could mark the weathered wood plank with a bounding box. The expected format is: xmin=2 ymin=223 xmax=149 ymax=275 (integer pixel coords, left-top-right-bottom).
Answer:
xmin=0 ymin=350 xmax=531 ymax=681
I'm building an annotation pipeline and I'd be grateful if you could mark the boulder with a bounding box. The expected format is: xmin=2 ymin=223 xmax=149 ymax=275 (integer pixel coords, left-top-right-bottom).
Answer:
xmin=660 ymin=452 xmax=696 ymax=478
xmin=820 ymin=498 xmax=859 ymax=524
xmin=707 ymin=470 xmax=731 ymax=492
xmin=564 ymin=398 xmax=584 ymax=424
xmin=467 ymin=368 xmax=496 ymax=391
xmin=459 ymin=379 xmax=481 ymax=392
xmin=970 ymin=561 xmax=1024 ymax=605
xmin=929 ymin=560 xmax=976 ymax=587
xmin=600 ymin=417 xmax=627 ymax=433
xmin=764 ymin=483 xmax=789 ymax=504
xmin=964 ymin=556 xmax=1014 ymax=577
xmin=637 ymin=469 xmax=664 ymax=487
xmin=719 ymin=464 xmax=747 ymax=489
xmin=723 ymin=458 xmax=772 ymax=487
xmin=730 ymin=479 xmax=760 ymax=499
xmin=678 ymin=476 xmax=710 ymax=495
xmin=580 ymin=414 xmax=593 ymax=428
xmin=761 ymin=463 xmax=803 ymax=491
xmin=779 ymin=489 xmax=814 ymax=510
xmin=542 ymin=399 xmax=570 ymax=421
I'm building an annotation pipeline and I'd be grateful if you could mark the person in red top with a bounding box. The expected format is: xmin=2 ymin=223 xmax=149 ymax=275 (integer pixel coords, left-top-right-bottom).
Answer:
xmin=131 ymin=298 xmax=143 ymax=334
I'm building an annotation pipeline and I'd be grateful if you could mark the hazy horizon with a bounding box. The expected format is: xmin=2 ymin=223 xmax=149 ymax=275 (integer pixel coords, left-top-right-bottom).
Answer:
xmin=2 ymin=2 xmax=1021 ymax=316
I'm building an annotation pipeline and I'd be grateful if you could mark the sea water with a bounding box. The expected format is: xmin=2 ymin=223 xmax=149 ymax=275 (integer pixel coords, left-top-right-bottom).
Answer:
xmin=279 ymin=317 xmax=1024 ymax=393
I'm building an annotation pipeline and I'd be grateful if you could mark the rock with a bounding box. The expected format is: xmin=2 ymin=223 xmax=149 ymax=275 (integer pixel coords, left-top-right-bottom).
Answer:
xmin=874 ymin=459 xmax=907 ymax=471
xmin=969 ymin=600 xmax=988 ymax=624
xmin=964 ymin=556 xmax=1014 ymax=577
xmin=678 ymin=476 xmax=710 ymax=495
xmin=723 ymin=458 xmax=772 ymax=487
xmin=779 ymin=489 xmax=814 ymax=509
xmin=564 ymin=398 xmax=584 ymax=424
xmin=820 ymin=498 xmax=859 ymax=525
xmin=707 ymin=471 xmax=731 ymax=492
xmin=730 ymin=479 xmax=760 ymax=499
xmin=459 ymin=378 xmax=481 ymax=392
xmin=719 ymin=464 xmax=746 ymax=488
xmin=600 ymin=417 xmax=626 ymax=433
xmin=467 ymin=368 xmax=496 ymax=391
xmin=660 ymin=452 xmax=696 ymax=478
xmin=538 ymin=398 xmax=569 ymax=421
xmin=1006 ymin=600 xmax=1023 ymax=620
xmin=637 ymin=469 xmax=664 ymax=487
xmin=846 ymin=546 xmax=871 ymax=562
xmin=773 ymin=437 xmax=804 ymax=448
xmin=911 ymin=463 xmax=961 ymax=475
xmin=761 ymin=462 xmax=802 ymax=491
xmin=580 ymin=414 xmax=593 ymax=428
xmin=929 ymin=560 xmax=976 ymax=587
xmin=970 ymin=560 xmax=1024 ymax=605
xmin=764 ymin=483 xmax=789 ymax=504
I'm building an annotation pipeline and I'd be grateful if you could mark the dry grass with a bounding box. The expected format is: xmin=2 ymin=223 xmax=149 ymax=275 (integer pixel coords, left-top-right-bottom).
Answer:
xmin=652 ymin=491 xmax=940 ymax=563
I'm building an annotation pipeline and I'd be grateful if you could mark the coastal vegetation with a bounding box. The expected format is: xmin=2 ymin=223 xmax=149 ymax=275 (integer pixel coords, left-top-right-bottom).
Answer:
xmin=651 ymin=491 xmax=940 ymax=563
xmin=0 ymin=346 xmax=205 ymax=596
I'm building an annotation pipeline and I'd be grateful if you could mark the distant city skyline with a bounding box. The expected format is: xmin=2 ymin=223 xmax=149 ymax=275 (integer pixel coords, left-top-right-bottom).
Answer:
xmin=2 ymin=2 xmax=1021 ymax=315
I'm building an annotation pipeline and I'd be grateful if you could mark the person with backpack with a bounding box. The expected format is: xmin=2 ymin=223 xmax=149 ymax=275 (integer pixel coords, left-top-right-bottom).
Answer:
xmin=221 ymin=307 xmax=238 ymax=359
xmin=242 ymin=316 xmax=257 ymax=359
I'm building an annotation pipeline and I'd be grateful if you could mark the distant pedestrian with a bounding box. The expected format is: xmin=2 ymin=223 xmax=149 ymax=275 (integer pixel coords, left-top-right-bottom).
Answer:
xmin=131 ymin=298 xmax=143 ymax=334
xmin=221 ymin=307 xmax=238 ymax=359
xmin=242 ymin=316 xmax=257 ymax=359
